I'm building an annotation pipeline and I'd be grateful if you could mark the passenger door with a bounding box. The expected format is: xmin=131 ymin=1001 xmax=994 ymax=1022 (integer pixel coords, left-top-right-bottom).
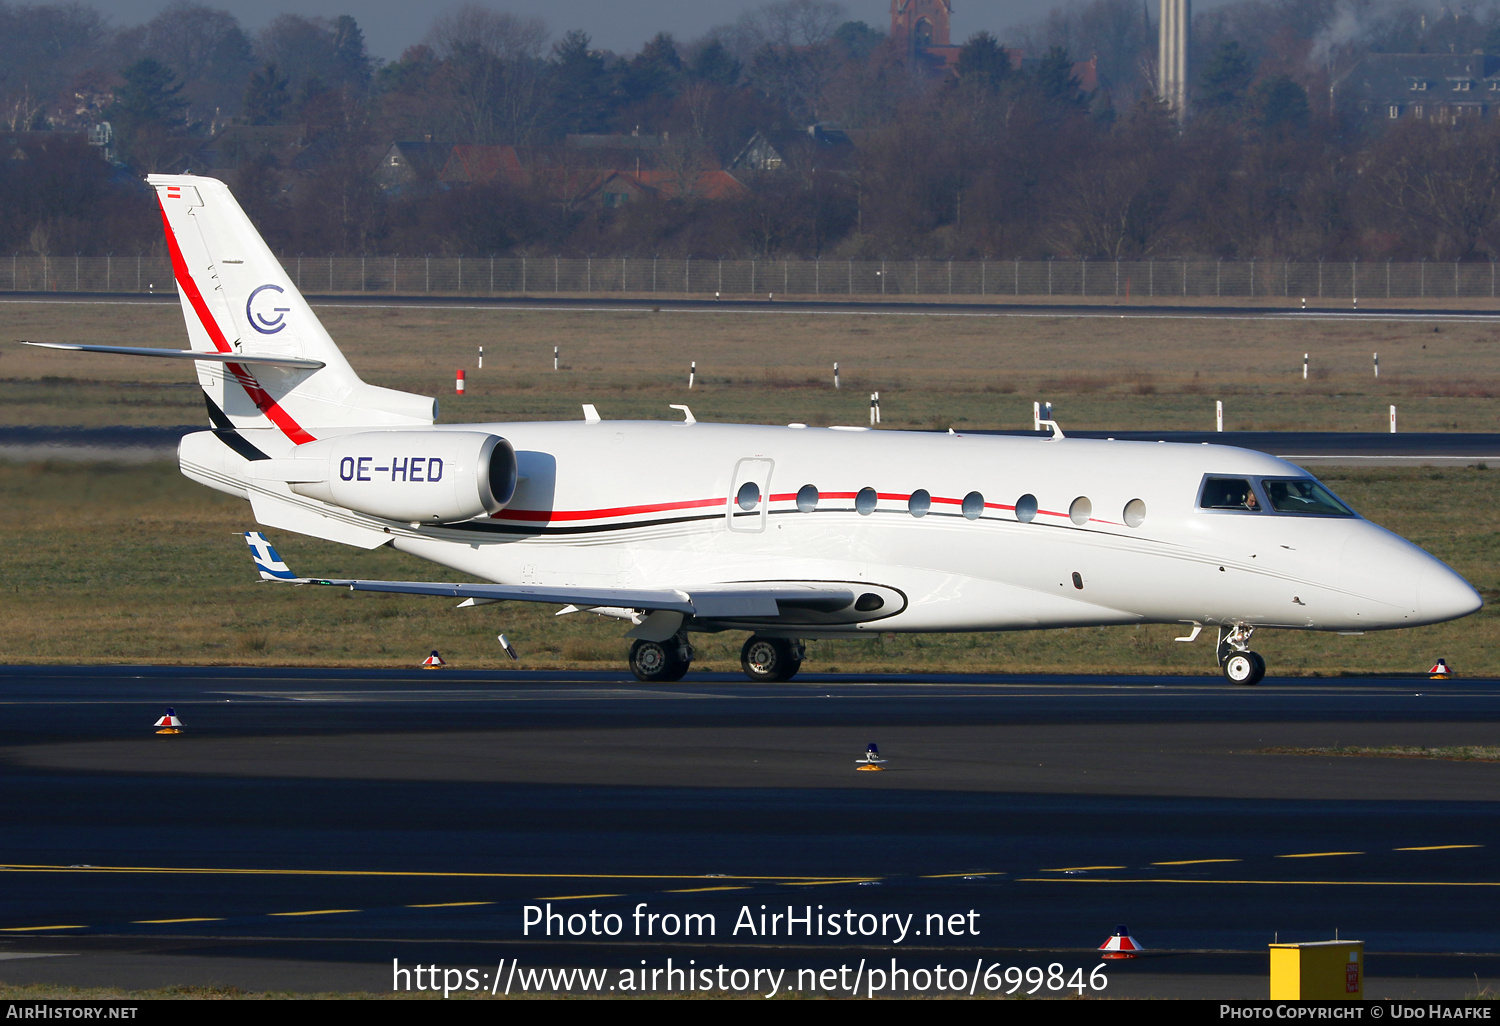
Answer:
xmin=727 ymin=458 xmax=774 ymax=533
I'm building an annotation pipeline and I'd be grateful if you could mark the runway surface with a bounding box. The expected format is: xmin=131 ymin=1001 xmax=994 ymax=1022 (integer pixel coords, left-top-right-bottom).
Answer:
xmin=0 ymin=665 xmax=1497 ymax=998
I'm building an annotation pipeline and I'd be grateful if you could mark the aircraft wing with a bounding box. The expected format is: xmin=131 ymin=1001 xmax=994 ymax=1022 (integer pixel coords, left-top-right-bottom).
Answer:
xmin=243 ymin=532 xmax=854 ymax=619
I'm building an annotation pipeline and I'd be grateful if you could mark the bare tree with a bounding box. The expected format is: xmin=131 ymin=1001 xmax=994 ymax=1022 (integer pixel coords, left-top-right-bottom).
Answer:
xmin=134 ymin=1 xmax=254 ymax=123
xmin=1366 ymin=120 xmax=1500 ymax=260
xmin=425 ymin=5 xmax=549 ymax=145
xmin=1049 ymin=106 xmax=1178 ymax=258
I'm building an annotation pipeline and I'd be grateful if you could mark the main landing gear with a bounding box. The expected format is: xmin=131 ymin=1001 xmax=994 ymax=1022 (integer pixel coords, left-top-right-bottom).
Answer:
xmin=740 ymin=635 xmax=804 ymax=683
xmin=1217 ymin=624 xmax=1265 ymax=686
xmin=628 ymin=633 xmax=807 ymax=683
xmin=628 ymin=633 xmax=693 ymax=683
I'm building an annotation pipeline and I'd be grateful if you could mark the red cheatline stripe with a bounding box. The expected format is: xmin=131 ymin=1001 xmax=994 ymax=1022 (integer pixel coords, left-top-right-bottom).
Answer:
xmin=156 ymin=196 xmax=315 ymax=446
xmin=494 ymin=493 xmax=1120 ymax=528
xmin=493 ymin=497 xmax=725 ymax=522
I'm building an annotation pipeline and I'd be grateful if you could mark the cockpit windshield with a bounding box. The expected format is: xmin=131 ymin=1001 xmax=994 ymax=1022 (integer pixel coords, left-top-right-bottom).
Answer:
xmin=1200 ymin=477 xmax=1261 ymax=511
xmin=1260 ymin=478 xmax=1355 ymax=517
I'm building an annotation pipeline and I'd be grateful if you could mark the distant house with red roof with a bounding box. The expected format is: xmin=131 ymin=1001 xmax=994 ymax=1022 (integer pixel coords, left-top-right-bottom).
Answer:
xmin=440 ymin=145 xmax=523 ymax=185
xmin=588 ymin=169 xmax=746 ymax=208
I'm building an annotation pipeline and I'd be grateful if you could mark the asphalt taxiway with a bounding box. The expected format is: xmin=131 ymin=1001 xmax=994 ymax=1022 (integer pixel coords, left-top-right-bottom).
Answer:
xmin=0 ymin=666 xmax=1496 ymax=998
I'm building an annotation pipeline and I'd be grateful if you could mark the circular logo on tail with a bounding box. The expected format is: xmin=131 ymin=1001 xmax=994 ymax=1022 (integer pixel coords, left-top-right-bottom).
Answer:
xmin=247 ymin=283 xmax=290 ymax=334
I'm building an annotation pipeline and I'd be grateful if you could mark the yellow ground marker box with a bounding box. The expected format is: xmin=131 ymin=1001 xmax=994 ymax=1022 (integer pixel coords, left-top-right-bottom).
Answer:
xmin=1269 ymin=940 xmax=1363 ymax=1000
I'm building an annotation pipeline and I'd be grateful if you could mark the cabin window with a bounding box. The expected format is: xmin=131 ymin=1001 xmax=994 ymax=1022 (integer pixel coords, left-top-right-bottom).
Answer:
xmin=736 ymin=481 xmax=760 ymax=511
xmin=1200 ymin=476 xmax=1261 ymax=511
xmin=1123 ymin=498 xmax=1147 ymax=527
xmin=1260 ymin=478 xmax=1355 ymax=517
xmin=1069 ymin=496 xmax=1092 ymax=525
xmin=1015 ymin=493 xmax=1038 ymax=523
xmin=961 ymin=491 xmax=984 ymax=520
xmin=796 ymin=484 xmax=819 ymax=512
xmin=908 ymin=489 xmax=931 ymax=517
xmin=856 ymin=487 xmax=878 ymax=515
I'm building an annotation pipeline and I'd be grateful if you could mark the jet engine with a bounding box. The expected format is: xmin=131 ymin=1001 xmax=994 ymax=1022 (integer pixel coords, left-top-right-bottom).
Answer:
xmin=289 ymin=430 xmax=517 ymax=523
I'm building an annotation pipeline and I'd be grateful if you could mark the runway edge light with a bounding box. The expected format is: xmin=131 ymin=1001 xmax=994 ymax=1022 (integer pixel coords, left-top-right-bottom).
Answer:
xmin=498 ymin=634 xmax=518 ymax=660
xmin=856 ymin=742 xmax=886 ymax=772
xmin=1099 ymin=924 xmax=1142 ymax=959
xmin=154 ymin=707 xmax=183 ymax=735
xmin=1430 ymin=657 xmax=1452 ymax=679
xmin=422 ymin=650 xmax=447 ymax=669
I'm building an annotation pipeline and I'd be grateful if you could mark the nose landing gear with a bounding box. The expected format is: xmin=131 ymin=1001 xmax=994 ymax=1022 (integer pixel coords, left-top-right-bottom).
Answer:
xmin=1217 ymin=624 xmax=1265 ymax=685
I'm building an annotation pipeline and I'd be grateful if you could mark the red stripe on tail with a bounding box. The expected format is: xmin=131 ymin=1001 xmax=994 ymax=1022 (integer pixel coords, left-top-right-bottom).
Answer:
xmin=156 ymin=195 xmax=315 ymax=445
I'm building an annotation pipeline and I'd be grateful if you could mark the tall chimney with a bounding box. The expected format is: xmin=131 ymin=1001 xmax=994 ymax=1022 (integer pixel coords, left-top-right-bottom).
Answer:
xmin=1158 ymin=0 xmax=1190 ymax=119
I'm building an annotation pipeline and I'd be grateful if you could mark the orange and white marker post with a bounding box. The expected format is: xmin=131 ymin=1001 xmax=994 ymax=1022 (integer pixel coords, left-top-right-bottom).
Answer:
xmin=455 ymin=369 xmax=465 ymax=395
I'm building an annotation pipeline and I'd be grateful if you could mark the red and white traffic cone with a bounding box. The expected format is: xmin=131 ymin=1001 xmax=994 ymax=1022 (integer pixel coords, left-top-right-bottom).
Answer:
xmin=1099 ymin=924 xmax=1143 ymax=959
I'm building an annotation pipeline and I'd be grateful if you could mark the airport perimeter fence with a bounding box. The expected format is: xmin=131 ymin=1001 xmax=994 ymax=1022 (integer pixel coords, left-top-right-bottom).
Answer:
xmin=11 ymin=254 xmax=1500 ymax=301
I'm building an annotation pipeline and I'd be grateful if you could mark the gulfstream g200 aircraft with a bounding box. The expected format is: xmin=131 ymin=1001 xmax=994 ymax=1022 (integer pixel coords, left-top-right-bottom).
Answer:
xmin=28 ymin=175 xmax=1483 ymax=684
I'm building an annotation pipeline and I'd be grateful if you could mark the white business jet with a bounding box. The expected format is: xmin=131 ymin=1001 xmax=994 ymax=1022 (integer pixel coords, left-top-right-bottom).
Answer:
xmin=26 ymin=175 xmax=1483 ymax=685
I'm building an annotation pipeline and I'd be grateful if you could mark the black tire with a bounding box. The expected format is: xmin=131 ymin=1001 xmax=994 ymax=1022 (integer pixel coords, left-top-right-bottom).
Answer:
xmin=1223 ymin=651 xmax=1263 ymax=685
xmin=741 ymin=636 xmax=802 ymax=683
xmin=630 ymin=636 xmax=691 ymax=683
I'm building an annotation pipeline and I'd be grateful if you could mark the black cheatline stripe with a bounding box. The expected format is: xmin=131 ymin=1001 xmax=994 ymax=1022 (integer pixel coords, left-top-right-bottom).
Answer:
xmin=445 ymin=505 xmax=1111 ymax=539
xmin=204 ymin=392 xmax=270 ymax=461
xmin=447 ymin=513 xmax=722 ymax=537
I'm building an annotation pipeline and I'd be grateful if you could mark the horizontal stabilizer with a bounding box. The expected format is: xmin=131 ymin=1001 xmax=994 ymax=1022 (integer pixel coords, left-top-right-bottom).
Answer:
xmin=22 ymin=341 xmax=325 ymax=370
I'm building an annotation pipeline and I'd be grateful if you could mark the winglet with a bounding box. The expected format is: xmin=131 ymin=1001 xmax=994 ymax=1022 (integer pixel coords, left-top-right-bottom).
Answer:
xmin=244 ymin=531 xmax=300 ymax=582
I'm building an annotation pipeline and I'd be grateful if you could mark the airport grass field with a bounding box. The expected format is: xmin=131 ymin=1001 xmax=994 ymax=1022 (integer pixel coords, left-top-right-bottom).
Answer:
xmin=2 ymin=299 xmax=1498 ymax=676
xmin=6 ymin=299 xmax=1500 ymax=432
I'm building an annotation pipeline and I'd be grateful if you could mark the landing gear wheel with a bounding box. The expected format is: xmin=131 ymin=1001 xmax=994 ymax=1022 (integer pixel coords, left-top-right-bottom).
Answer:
xmin=629 ymin=634 xmax=692 ymax=683
xmin=740 ymin=636 xmax=803 ymax=683
xmin=1223 ymin=651 xmax=1265 ymax=686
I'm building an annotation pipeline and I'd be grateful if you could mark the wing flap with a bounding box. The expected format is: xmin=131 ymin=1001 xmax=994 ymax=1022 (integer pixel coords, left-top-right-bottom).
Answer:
xmin=241 ymin=533 xmax=858 ymax=618
xmin=333 ymin=578 xmax=697 ymax=613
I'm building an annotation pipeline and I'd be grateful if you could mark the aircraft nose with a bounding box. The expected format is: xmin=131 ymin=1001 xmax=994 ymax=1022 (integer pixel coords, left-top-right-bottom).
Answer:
xmin=1418 ymin=559 xmax=1483 ymax=626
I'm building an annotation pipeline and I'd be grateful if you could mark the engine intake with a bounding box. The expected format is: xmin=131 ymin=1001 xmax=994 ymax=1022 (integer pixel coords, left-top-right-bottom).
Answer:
xmin=290 ymin=430 xmax=516 ymax=523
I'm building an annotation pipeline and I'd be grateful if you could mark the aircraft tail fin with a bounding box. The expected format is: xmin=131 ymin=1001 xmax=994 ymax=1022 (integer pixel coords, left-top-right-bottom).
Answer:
xmin=147 ymin=174 xmax=435 ymax=443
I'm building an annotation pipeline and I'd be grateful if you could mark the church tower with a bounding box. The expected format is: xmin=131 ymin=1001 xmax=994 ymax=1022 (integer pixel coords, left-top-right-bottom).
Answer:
xmin=891 ymin=0 xmax=952 ymax=52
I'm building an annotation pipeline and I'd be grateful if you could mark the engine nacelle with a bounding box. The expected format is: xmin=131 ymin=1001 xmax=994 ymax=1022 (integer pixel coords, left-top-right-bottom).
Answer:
xmin=290 ymin=430 xmax=517 ymax=523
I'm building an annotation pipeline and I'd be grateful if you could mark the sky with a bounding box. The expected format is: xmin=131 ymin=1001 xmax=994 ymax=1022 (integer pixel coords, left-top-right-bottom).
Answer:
xmin=86 ymin=0 xmax=1061 ymax=60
